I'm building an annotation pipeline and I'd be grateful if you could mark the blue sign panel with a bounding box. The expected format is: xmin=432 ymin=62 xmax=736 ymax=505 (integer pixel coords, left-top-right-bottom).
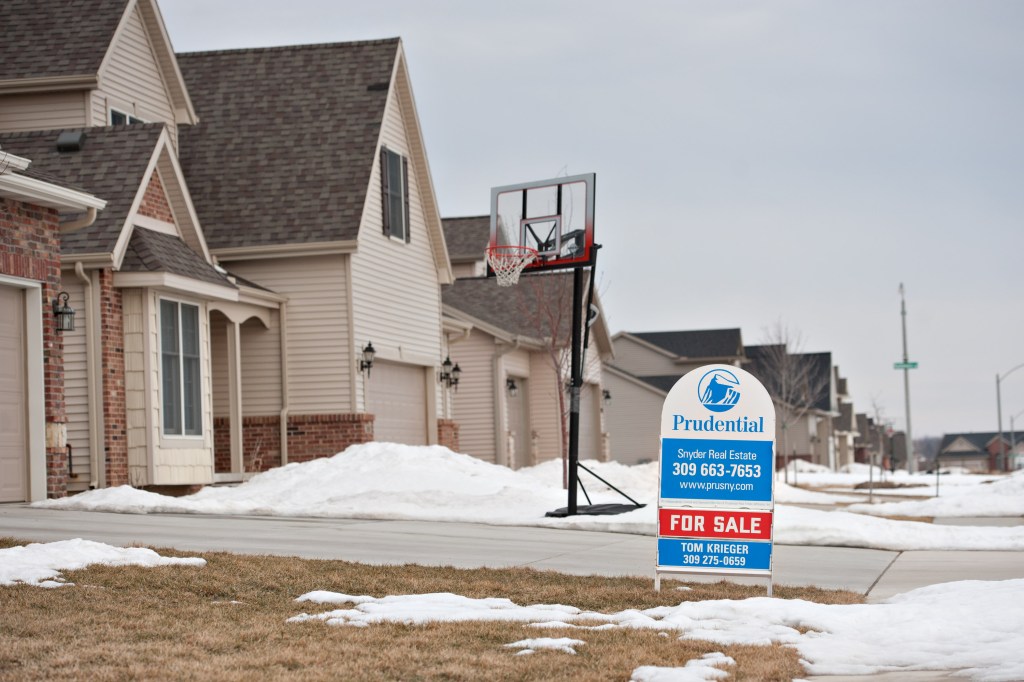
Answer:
xmin=658 ymin=537 xmax=772 ymax=573
xmin=660 ymin=437 xmax=774 ymax=503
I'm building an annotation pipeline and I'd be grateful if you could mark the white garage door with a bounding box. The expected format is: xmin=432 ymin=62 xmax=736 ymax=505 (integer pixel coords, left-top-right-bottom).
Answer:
xmin=367 ymin=360 xmax=428 ymax=445
xmin=0 ymin=286 xmax=27 ymax=502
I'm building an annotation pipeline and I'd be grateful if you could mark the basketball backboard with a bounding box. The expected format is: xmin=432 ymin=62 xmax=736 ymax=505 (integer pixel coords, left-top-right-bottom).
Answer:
xmin=488 ymin=173 xmax=595 ymax=276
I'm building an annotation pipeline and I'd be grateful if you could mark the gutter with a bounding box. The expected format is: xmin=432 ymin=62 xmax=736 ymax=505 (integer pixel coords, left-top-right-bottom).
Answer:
xmin=279 ymin=302 xmax=290 ymax=466
xmin=62 ymin=207 xmax=98 ymax=231
xmin=74 ymin=262 xmax=103 ymax=488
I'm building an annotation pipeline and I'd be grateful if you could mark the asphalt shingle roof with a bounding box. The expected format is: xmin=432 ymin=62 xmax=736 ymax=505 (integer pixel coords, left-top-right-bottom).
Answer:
xmin=120 ymin=227 xmax=233 ymax=288
xmin=0 ymin=0 xmax=126 ymax=82
xmin=176 ymin=39 xmax=400 ymax=250
xmin=632 ymin=329 xmax=744 ymax=359
xmin=442 ymin=215 xmax=489 ymax=261
xmin=0 ymin=125 xmax=165 ymax=255
xmin=745 ymin=345 xmax=833 ymax=412
xmin=442 ymin=273 xmax=583 ymax=343
xmin=938 ymin=432 xmax=1019 ymax=454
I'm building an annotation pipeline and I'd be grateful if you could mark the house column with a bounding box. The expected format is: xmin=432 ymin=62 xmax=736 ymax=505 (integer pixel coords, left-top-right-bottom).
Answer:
xmin=227 ymin=319 xmax=243 ymax=474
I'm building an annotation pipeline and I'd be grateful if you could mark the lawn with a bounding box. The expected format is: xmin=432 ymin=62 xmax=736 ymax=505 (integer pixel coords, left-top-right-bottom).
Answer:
xmin=0 ymin=538 xmax=862 ymax=681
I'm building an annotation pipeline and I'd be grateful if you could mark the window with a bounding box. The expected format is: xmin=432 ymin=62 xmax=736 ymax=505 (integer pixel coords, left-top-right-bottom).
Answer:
xmin=160 ymin=299 xmax=202 ymax=436
xmin=380 ymin=147 xmax=410 ymax=242
xmin=110 ymin=109 xmax=144 ymax=126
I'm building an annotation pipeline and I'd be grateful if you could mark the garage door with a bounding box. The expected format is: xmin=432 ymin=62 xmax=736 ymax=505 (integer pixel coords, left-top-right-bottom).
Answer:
xmin=0 ymin=286 xmax=27 ymax=502
xmin=367 ymin=360 xmax=427 ymax=445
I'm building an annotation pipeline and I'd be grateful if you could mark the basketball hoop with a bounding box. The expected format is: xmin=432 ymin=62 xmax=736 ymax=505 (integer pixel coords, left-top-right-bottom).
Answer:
xmin=486 ymin=245 xmax=538 ymax=287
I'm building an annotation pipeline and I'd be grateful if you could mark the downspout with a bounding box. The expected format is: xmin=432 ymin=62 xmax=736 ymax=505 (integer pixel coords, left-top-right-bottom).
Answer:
xmin=278 ymin=301 xmax=290 ymax=465
xmin=493 ymin=337 xmax=522 ymax=467
xmin=74 ymin=262 xmax=102 ymax=489
xmin=61 ymin=207 xmax=98 ymax=232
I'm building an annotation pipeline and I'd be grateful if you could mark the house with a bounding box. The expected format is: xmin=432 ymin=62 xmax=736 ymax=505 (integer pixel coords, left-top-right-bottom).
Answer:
xmin=937 ymin=432 xmax=1021 ymax=472
xmin=0 ymin=145 xmax=105 ymax=502
xmin=441 ymin=216 xmax=613 ymax=468
xmin=176 ymin=39 xmax=454 ymax=470
xmin=604 ymin=329 xmax=745 ymax=465
xmin=0 ymin=0 xmax=456 ymax=497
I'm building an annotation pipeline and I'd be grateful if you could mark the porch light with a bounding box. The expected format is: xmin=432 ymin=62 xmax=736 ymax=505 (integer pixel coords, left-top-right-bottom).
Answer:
xmin=52 ymin=292 xmax=75 ymax=332
xmin=602 ymin=389 xmax=612 ymax=406
xmin=439 ymin=356 xmax=461 ymax=390
xmin=360 ymin=342 xmax=376 ymax=377
xmin=506 ymin=378 xmax=518 ymax=397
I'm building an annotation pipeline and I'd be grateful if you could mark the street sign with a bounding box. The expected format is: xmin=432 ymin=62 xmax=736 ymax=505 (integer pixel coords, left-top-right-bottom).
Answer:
xmin=656 ymin=365 xmax=776 ymax=594
xmin=893 ymin=362 xmax=918 ymax=370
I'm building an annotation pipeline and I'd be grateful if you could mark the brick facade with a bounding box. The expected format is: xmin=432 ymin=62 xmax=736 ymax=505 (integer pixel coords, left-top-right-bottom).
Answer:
xmin=137 ymin=172 xmax=175 ymax=223
xmin=213 ymin=415 xmax=281 ymax=473
xmin=286 ymin=413 xmax=375 ymax=463
xmin=0 ymin=197 xmax=67 ymax=497
xmin=437 ymin=418 xmax=460 ymax=452
xmin=98 ymin=268 xmax=128 ymax=486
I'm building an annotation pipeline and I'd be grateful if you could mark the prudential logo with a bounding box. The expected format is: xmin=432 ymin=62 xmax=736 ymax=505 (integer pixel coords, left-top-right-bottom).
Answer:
xmin=697 ymin=368 xmax=741 ymax=412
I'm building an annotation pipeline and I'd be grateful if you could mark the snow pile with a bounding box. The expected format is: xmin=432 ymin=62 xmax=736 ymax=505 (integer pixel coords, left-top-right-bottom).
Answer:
xmin=291 ymin=582 xmax=1024 ymax=680
xmin=847 ymin=470 xmax=1024 ymax=518
xmin=0 ymin=539 xmax=205 ymax=587
xmin=631 ymin=652 xmax=734 ymax=682
xmin=504 ymin=637 xmax=585 ymax=655
xmin=32 ymin=443 xmax=1024 ymax=551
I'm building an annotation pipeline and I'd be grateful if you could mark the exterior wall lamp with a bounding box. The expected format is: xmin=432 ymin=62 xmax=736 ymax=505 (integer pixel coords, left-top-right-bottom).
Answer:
xmin=360 ymin=341 xmax=376 ymax=377
xmin=439 ymin=356 xmax=461 ymax=390
xmin=52 ymin=291 xmax=75 ymax=332
xmin=602 ymin=388 xmax=611 ymax=406
xmin=506 ymin=377 xmax=518 ymax=397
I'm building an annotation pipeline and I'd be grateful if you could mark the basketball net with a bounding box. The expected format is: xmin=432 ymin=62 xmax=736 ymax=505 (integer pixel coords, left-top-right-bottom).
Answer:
xmin=486 ymin=245 xmax=538 ymax=287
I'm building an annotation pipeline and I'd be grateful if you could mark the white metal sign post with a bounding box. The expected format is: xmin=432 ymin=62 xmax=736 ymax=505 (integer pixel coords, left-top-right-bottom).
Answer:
xmin=655 ymin=364 xmax=777 ymax=595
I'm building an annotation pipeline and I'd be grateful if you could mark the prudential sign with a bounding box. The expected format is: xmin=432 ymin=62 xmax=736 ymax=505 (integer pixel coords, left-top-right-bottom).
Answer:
xmin=656 ymin=364 xmax=776 ymax=593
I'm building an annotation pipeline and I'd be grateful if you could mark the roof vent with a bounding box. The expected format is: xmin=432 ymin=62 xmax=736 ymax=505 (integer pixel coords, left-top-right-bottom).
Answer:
xmin=56 ymin=131 xmax=87 ymax=153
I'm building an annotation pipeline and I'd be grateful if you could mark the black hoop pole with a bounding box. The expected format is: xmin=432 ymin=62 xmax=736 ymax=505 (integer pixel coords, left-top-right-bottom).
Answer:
xmin=566 ymin=266 xmax=584 ymax=516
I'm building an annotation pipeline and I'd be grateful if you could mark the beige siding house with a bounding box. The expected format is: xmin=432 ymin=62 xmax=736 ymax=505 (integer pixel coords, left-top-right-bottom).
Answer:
xmin=2 ymin=0 xmax=457 ymax=496
xmin=177 ymin=38 xmax=454 ymax=470
xmin=441 ymin=215 xmax=613 ymax=468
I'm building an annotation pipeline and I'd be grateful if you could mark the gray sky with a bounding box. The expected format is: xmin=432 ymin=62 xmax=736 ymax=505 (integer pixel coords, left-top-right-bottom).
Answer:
xmin=160 ymin=0 xmax=1024 ymax=439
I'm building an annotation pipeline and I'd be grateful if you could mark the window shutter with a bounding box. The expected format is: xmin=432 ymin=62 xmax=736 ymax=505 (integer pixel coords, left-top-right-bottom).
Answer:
xmin=402 ymin=156 xmax=411 ymax=243
xmin=380 ymin=148 xmax=390 ymax=236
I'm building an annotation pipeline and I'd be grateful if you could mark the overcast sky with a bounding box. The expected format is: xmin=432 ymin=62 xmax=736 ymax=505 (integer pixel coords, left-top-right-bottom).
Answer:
xmin=160 ymin=0 xmax=1024 ymax=440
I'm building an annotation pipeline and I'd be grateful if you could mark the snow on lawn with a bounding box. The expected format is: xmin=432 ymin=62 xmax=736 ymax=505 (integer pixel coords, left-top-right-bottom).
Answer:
xmin=631 ymin=653 xmax=734 ymax=682
xmin=846 ymin=470 xmax=1024 ymax=518
xmin=33 ymin=443 xmax=1024 ymax=551
xmin=0 ymin=539 xmax=205 ymax=587
xmin=291 ymin=581 xmax=1024 ymax=681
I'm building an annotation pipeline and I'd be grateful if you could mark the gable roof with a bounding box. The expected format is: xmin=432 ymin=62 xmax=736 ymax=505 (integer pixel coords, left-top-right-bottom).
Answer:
xmin=0 ymin=124 xmax=166 ymax=256
xmin=626 ymin=329 xmax=744 ymax=360
xmin=176 ymin=39 xmax=400 ymax=251
xmin=121 ymin=227 xmax=231 ymax=288
xmin=0 ymin=0 xmax=197 ymax=123
xmin=442 ymin=273 xmax=612 ymax=357
xmin=745 ymin=345 xmax=833 ymax=412
xmin=939 ymin=431 xmax=1016 ymax=454
xmin=443 ymin=215 xmax=489 ymax=262
xmin=0 ymin=0 xmax=125 ymax=84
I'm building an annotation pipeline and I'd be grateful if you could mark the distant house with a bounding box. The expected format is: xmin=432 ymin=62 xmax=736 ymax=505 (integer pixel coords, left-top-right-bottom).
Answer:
xmin=604 ymin=329 xmax=745 ymax=465
xmin=937 ymin=432 xmax=1020 ymax=472
xmin=441 ymin=216 xmax=613 ymax=468
xmin=0 ymin=0 xmax=456 ymax=499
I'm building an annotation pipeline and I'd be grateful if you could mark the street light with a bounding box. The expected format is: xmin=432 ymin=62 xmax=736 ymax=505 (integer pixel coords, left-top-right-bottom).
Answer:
xmin=996 ymin=362 xmax=1024 ymax=472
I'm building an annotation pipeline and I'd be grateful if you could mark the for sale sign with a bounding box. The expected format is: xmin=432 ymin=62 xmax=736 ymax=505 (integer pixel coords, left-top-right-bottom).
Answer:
xmin=656 ymin=365 xmax=776 ymax=591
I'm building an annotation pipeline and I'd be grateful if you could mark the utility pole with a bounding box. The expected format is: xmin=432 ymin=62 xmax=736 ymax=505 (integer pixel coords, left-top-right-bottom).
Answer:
xmin=899 ymin=284 xmax=916 ymax=474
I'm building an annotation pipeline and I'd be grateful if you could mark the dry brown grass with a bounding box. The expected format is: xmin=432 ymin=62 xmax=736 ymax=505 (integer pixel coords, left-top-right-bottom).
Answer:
xmin=0 ymin=537 xmax=862 ymax=681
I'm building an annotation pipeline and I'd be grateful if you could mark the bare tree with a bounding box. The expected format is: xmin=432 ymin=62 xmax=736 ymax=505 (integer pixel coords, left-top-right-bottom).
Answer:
xmin=518 ymin=272 xmax=578 ymax=488
xmin=749 ymin=322 xmax=832 ymax=476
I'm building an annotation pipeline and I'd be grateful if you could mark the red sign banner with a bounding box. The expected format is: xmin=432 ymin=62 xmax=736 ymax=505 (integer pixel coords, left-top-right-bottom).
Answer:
xmin=659 ymin=508 xmax=773 ymax=541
